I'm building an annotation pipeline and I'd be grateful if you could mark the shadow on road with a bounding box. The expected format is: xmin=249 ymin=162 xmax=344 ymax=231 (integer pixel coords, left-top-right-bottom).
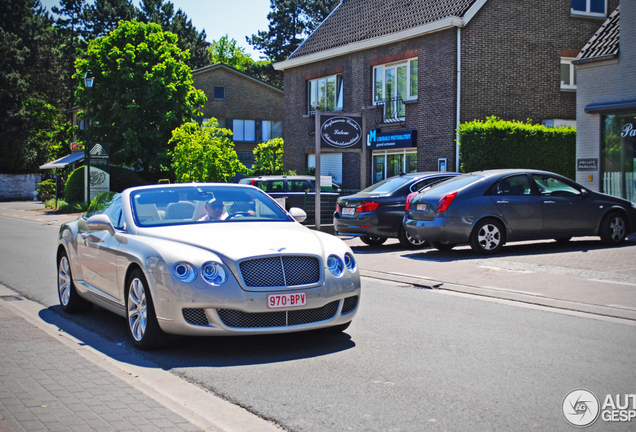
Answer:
xmin=39 ymin=305 xmax=356 ymax=370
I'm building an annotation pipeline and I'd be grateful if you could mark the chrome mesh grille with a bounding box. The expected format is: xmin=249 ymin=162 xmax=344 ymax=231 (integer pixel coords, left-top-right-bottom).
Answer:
xmin=239 ymin=256 xmax=320 ymax=288
xmin=341 ymin=296 xmax=359 ymax=315
xmin=218 ymin=300 xmax=339 ymax=329
xmin=183 ymin=308 xmax=209 ymax=326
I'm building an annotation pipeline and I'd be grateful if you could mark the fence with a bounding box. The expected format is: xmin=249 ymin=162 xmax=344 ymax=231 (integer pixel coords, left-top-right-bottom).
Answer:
xmin=300 ymin=189 xmax=360 ymax=226
xmin=603 ymin=171 xmax=635 ymax=203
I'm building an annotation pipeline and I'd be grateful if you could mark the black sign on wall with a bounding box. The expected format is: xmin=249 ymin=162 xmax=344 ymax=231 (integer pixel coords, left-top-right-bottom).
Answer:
xmin=577 ymin=158 xmax=598 ymax=171
xmin=320 ymin=115 xmax=362 ymax=149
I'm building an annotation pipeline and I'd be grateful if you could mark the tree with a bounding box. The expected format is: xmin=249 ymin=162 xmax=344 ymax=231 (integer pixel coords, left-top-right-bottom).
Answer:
xmin=74 ymin=20 xmax=207 ymax=180
xmin=0 ymin=0 xmax=68 ymax=173
xmin=247 ymin=0 xmax=340 ymax=62
xmin=83 ymin=0 xmax=137 ymax=38
xmin=252 ymin=138 xmax=285 ymax=176
xmin=169 ymin=120 xmax=246 ymax=183
xmin=209 ymin=35 xmax=254 ymax=71
xmin=137 ymin=0 xmax=210 ymax=69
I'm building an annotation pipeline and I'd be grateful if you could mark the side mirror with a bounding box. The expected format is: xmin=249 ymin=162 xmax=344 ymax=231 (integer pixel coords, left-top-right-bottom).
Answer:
xmin=289 ymin=207 xmax=307 ymax=223
xmin=86 ymin=214 xmax=115 ymax=235
xmin=581 ymin=189 xmax=589 ymax=198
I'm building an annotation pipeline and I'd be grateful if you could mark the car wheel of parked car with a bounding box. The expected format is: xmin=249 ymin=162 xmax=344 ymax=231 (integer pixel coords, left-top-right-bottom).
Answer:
xmin=430 ymin=241 xmax=456 ymax=252
xmin=57 ymin=249 xmax=93 ymax=313
xmin=398 ymin=227 xmax=427 ymax=249
xmin=126 ymin=269 xmax=165 ymax=350
xmin=600 ymin=211 xmax=627 ymax=246
xmin=470 ymin=218 xmax=505 ymax=254
xmin=360 ymin=235 xmax=388 ymax=246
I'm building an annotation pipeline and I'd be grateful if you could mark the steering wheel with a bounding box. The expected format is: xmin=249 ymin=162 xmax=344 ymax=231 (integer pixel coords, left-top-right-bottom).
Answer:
xmin=228 ymin=212 xmax=252 ymax=219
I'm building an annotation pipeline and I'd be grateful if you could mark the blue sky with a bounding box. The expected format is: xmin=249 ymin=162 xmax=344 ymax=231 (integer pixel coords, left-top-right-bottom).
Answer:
xmin=40 ymin=0 xmax=271 ymax=59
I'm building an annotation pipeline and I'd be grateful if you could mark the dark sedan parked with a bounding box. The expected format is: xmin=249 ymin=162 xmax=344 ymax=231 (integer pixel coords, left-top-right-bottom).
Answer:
xmin=334 ymin=172 xmax=458 ymax=248
xmin=404 ymin=169 xmax=636 ymax=254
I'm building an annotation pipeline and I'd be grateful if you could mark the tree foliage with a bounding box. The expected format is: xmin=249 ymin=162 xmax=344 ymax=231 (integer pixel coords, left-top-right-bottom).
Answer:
xmin=0 ymin=0 xmax=68 ymax=173
xmin=252 ymin=138 xmax=285 ymax=176
xmin=74 ymin=20 xmax=207 ymax=180
xmin=169 ymin=120 xmax=246 ymax=183
xmin=209 ymin=34 xmax=254 ymax=71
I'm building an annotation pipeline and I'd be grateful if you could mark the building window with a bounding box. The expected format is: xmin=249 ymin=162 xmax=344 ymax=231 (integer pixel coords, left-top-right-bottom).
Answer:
xmin=307 ymin=75 xmax=343 ymax=113
xmin=233 ymin=119 xmax=255 ymax=142
xmin=372 ymin=149 xmax=417 ymax=183
xmin=213 ymin=86 xmax=225 ymax=100
xmin=560 ymin=58 xmax=577 ymax=91
xmin=262 ymin=121 xmax=283 ymax=141
xmin=602 ymin=113 xmax=636 ymax=204
xmin=571 ymin=0 xmax=606 ymax=17
xmin=373 ymin=58 xmax=418 ymax=121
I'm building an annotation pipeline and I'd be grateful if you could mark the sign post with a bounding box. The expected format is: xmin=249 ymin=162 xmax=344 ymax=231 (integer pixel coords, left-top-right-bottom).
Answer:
xmin=315 ymin=110 xmax=322 ymax=230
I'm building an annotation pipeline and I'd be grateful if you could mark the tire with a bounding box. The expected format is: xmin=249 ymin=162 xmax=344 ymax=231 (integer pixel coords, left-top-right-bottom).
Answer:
xmin=57 ymin=250 xmax=93 ymax=313
xmin=360 ymin=235 xmax=387 ymax=246
xmin=126 ymin=268 xmax=166 ymax=350
xmin=600 ymin=211 xmax=627 ymax=246
xmin=430 ymin=241 xmax=456 ymax=252
xmin=470 ymin=218 xmax=505 ymax=255
xmin=398 ymin=226 xmax=427 ymax=249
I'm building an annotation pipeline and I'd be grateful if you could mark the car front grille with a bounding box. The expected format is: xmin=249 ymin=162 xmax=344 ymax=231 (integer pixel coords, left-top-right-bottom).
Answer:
xmin=341 ymin=296 xmax=359 ymax=315
xmin=239 ymin=256 xmax=321 ymax=288
xmin=217 ymin=300 xmax=340 ymax=329
xmin=183 ymin=308 xmax=209 ymax=326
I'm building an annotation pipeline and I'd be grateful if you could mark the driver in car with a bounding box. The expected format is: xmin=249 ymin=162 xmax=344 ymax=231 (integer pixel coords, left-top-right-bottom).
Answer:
xmin=198 ymin=198 xmax=228 ymax=221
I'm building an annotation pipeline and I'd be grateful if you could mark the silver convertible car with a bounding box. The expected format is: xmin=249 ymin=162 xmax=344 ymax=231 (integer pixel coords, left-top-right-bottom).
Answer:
xmin=404 ymin=169 xmax=636 ymax=254
xmin=57 ymin=183 xmax=361 ymax=349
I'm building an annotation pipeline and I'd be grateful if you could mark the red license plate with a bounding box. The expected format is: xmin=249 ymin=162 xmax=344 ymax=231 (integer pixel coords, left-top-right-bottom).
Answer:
xmin=267 ymin=292 xmax=307 ymax=309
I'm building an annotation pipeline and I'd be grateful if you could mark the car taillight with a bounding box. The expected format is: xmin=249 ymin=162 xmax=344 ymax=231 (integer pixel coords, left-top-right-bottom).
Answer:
xmin=405 ymin=192 xmax=418 ymax=211
xmin=436 ymin=192 xmax=457 ymax=213
xmin=250 ymin=179 xmax=256 ymax=186
xmin=336 ymin=204 xmax=340 ymax=213
xmin=356 ymin=202 xmax=380 ymax=213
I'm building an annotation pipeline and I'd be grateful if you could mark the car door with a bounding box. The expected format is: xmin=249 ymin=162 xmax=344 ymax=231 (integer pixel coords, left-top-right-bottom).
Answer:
xmin=531 ymin=173 xmax=599 ymax=235
xmin=286 ymin=179 xmax=312 ymax=209
xmin=76 ymin=194 xmax=123 ymax=301
xmin=488 ymin=174 xmax=544 ymax=240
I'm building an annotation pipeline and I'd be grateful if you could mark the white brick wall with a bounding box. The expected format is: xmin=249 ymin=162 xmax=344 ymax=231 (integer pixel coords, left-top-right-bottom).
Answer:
xmin=575 ymin=0 xmax=636 ymax=191
xmin=0 ymin=174 xmax=42 ymax=201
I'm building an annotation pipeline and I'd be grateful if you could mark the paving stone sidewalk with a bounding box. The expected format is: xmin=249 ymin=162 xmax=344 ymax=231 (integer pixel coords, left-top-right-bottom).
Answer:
xmin=0 ymin=304 xmax=203 ymax=432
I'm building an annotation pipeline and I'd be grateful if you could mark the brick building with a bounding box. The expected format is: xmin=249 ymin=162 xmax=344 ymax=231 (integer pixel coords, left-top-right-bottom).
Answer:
xmin=274 ymin=0 xmax=618 ymax=189
xmin=192 ymin=64 xmax=284 ymax=168
xmin=574 ymin=1 xmax=636 ymax=204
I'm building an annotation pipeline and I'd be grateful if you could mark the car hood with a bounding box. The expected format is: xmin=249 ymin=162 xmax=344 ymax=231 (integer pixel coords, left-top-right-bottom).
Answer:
xmin=138 ymin=222 xmax=325 ymax=261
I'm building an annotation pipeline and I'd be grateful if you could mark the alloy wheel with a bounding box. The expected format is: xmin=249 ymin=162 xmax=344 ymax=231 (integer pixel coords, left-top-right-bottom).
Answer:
xmin=128 ymin=278 xmax=148 ymax=342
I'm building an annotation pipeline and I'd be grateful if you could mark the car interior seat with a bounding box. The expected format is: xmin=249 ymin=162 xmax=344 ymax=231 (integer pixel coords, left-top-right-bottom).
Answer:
xmin=166 ymin=201 xmax=195 ymax=220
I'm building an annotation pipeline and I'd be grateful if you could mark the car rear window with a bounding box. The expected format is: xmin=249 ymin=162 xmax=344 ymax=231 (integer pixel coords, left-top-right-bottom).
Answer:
xmin=423 ymin=174 xmax=484 ymax=195
xmin=357 ymin=176 xmax=413 ymax=195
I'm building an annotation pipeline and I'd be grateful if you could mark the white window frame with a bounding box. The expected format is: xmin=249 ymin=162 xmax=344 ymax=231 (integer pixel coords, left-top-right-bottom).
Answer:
xmin=233 ymin=119 xmax=256 ymax=142
xmin=560 ymin=57 xmax=577 ymax=91
xmin=372 ymin=58 xmax=418 ymax=121
xmin=307 ymin=74 xmax=343 ymax=113
xmin=372 ymin=149 xmax=418 ymax=183
xmin=570 ymin=0 xmax=606 ymax=17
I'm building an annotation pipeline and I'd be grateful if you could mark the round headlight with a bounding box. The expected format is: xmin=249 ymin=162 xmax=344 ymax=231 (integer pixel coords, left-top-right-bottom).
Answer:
xmin=173 ymin=262 xmax=197 ymax=283
xmin=344 ymin=252 xmax=356 ymax=271
xmin=202 ymin=261 xmax=227 ymax=286
xmin=327 ymin=254 xmax=344 ymax=278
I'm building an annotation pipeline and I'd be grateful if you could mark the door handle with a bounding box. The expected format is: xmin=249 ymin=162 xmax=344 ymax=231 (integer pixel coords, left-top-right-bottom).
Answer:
xmin=80 ymin=232 xmax=89 ymax=239
xmin=543 ymin=200 xmax=556 ymax=204
xmin=496 ymin=200 xmax=509 ymax=204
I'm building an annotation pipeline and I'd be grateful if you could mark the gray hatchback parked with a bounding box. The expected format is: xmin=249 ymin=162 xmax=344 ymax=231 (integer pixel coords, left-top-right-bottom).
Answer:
xmin=404 ymin=169 xmax=636 ymax=254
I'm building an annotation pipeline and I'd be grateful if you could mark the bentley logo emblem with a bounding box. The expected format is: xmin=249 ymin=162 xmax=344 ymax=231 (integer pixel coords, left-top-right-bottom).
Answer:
xmin=269 ymin=247 xmax=286 ymax=252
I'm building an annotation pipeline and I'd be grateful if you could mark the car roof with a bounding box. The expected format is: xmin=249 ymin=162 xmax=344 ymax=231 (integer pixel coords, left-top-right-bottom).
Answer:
xmin=241 ymin=175 xmax=316 ymax=180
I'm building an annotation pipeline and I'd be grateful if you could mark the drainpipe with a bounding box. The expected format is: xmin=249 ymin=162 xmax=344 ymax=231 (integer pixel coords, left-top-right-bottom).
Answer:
xmin=455 ymin=27 xmax=461 ymax=172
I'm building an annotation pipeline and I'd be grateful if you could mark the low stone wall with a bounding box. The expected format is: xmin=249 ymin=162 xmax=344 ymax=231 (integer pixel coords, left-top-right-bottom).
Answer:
xmin=0 ymin=174 xmax=42 ymax=201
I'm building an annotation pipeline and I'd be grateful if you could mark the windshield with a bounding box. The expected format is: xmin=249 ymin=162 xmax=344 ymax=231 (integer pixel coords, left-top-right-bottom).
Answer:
xmin=422 ymin=174 xmax=484 ymax=195
xmin=131 ymin=185 xmax=291 ymax=227
xmin=357 ymin=176 xmax=413 ymax=195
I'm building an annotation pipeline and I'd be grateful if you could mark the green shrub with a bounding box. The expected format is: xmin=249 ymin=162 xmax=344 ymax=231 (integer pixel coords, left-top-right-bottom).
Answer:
xmin=37 ymin=179 xmax=56 ymax=201
xmin=459 ymin=116 xmax=576 ymax=179
xmin=65 ymin=166 xmax=86 ymax=202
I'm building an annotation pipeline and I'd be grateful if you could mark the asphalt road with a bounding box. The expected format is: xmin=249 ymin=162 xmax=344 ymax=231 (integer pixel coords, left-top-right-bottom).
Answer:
xmin=1 ymin=218 xmax=635 ymax=431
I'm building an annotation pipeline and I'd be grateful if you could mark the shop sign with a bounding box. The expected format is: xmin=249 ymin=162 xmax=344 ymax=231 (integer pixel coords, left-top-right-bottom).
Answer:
xmin=70 ymin=142 xmax=84 ymax=151
xmin=577 ymin=158 xmax=598 ymax=171
xmin=367 ymin=129 xmax=417 ymax=150
xmin=622 ymin=123 xmax=636 ymax=138
xmin=320 ymin=115 xmax=362 ymax=149
xmin=87 ymin=142 xmax=110 ymax=199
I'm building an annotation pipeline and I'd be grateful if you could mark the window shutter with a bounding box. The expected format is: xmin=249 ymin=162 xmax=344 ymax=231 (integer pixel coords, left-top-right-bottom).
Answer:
xmin=256 ymin=120 xmax=262 ymax=143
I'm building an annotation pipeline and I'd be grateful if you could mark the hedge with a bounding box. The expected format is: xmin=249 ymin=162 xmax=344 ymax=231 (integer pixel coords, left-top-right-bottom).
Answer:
xmin=458 ymin=117 xmax=576 ymax=180
xmin=64 ymin=165 xmax=150 ymax=202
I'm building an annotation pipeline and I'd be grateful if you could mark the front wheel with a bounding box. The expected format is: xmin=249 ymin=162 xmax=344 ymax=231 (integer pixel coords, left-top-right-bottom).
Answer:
xmin=126 ymin=269 xmax=166 ymax=350
xmin=600 ymin=211 xmax=627 ymax=246
xmin=360 ymin=235 xmax=387 ymax=246
xmin=57 ymin=250 xmax=93 ymax=313
xmin=398 ymin=227 xmax=427 ymax=249
xmin=470 ymin=219 xmax=505 ymax=254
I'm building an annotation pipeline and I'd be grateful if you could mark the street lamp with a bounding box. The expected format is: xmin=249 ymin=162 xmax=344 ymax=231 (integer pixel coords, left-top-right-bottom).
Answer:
xmin=84 ymin=70 xmax=94 ymax=203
